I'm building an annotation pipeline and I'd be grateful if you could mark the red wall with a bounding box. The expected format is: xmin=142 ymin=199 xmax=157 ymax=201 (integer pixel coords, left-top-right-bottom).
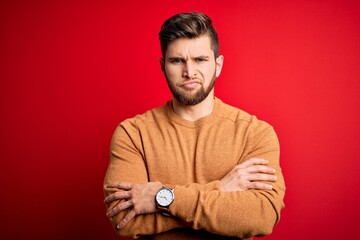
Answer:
xmin=1 ymin=0 xmax=359 ymax=239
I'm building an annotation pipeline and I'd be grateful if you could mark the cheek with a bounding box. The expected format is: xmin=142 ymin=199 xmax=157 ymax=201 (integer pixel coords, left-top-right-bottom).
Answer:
xmin=165 ymin=66 xmax=180 ymax=79
xmin=202 ymin=65 xmax=216 ymax=78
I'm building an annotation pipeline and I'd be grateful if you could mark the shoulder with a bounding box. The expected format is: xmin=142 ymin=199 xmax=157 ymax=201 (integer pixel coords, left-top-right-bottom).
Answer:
xmin=218 ymin=99 xmax=279 ymax=150
xmin=110 ymin=103 xmax=168 ymax=145
xmin=216 ymin=99 xmax=278 ymax=149
xmin=215 ymin=98 xmax=278 ymax=145
xmin=215 ymin=98 xmax=273 ymax=129
xmin=117 ymin=102 xmax=168 ymax=132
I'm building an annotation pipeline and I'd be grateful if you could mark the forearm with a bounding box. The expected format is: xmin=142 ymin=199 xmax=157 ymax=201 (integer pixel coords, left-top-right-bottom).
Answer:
xmin=104 ymin=168 xmax=188 ymax=237
xmin=168 ymin=126 xmax=286 ymax=238
xmin=106 ymin=204 xmax=186 ymax=238
xmin=106 ymin=171 xmax=283 ymax=238
xmin=104 ymin=161 xmax=220 ymax=238
xmin=169 ymin=182 xmax=284 ymax=238
xmin=104 ymin=181 xmax=219 ymax=237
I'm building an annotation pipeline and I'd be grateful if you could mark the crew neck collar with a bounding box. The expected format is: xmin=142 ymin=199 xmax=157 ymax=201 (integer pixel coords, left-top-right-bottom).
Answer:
xmin=165 ymin=97 xmax=221 ymax=128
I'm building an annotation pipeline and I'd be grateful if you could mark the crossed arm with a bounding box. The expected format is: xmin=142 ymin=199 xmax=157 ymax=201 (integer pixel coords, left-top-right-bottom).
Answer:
xmin=105 ymin=158 xmax=276 ymax=229
xmin=103 ymin=124 xmax=285 ymax=238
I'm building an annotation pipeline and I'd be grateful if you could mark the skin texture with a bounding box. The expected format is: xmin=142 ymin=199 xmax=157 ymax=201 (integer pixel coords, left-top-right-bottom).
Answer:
xmin=104 ymin=35 xmax=277 ymax=230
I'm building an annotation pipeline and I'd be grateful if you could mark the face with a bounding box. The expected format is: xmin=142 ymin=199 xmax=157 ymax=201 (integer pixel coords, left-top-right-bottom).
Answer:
xmin=161 ymin=35 xmax=224 ymax=105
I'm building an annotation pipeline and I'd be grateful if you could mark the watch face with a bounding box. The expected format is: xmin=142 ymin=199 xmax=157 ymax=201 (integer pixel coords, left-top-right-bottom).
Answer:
xmin=156 ymin=188 xmax=174 ymax=207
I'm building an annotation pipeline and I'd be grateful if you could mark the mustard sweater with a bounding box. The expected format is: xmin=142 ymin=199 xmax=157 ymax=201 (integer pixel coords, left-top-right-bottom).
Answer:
xmin=104 ymin=98 xmax=285 ymax=239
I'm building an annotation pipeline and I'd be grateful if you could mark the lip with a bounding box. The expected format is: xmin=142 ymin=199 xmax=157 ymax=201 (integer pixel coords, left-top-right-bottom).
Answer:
xmin=181 ymin=80 xmax=201 ymax=90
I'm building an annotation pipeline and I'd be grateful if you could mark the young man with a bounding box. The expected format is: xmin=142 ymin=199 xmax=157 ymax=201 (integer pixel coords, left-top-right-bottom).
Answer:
xmin=103 ymin=12 xmax=285 ymax=240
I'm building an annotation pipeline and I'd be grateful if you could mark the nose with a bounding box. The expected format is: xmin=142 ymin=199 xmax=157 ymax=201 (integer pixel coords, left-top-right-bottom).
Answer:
xmin=183 ymin=61 xmax=196 ymax=79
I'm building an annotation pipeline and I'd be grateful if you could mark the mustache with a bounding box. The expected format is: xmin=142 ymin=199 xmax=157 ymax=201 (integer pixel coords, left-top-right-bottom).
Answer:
xmin=178 ymin=79 xmax=202 ymax=87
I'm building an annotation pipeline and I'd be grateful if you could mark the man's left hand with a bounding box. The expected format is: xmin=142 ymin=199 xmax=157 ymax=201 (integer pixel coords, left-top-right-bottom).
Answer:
xmin=104 ymin=181 xmax=163 ymax=229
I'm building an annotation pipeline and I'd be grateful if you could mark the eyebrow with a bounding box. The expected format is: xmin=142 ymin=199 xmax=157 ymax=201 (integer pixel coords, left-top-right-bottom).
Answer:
xmin=168 ymin=57 xmax=184 ymax=60
xmin=194 ymin=55 xmax=210 ymax=59
xmin=167 ymin=55 xmax=210 ymax=60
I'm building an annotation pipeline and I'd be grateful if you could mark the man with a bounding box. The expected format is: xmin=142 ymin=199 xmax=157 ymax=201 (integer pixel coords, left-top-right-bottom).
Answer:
xmin=103 ymin=11 xmax=285 ymax=240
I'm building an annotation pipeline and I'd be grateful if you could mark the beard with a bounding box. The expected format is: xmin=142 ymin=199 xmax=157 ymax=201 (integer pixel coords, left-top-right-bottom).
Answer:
xmin=165 ymin=73 xmax=216 ymax=106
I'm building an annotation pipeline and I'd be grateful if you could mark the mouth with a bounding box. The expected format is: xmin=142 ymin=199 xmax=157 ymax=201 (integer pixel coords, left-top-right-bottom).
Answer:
xmin=181 ymin=80 xmax=201 ymax=90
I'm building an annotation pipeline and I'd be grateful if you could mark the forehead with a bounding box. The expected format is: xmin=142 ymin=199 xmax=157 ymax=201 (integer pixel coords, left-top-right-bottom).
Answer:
xmin=165 ymin=35 xmax=213 ymax=58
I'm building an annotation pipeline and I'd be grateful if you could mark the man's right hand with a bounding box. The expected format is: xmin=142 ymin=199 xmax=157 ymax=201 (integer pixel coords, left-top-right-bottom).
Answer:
xmin=220 ymin=158 xmax=277 ymax=192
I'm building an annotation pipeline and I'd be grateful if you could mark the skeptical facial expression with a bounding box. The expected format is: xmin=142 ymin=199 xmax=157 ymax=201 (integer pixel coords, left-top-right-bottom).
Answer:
xmin=161 ymin=35 xmax=224 ymax=105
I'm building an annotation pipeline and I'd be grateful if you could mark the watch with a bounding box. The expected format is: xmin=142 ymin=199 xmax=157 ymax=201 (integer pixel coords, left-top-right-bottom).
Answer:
xmin=155 ymin=187 xmax=174 ymax=213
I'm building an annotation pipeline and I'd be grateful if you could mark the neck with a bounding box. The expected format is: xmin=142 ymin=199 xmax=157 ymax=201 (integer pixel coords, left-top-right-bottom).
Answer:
xmin=172 ymin=92 xmax=215 ymax=122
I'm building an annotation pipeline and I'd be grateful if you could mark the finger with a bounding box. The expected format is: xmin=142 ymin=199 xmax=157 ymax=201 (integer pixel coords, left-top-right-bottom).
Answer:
xmin=104 ymin=191 xmax=131 ymax=204
xmin=106 ymin=200 xmax=133 ymax=217
xmin=246 ymin=165 xmax=276 ymax=174
xmin=248 ymin=173 xmax=277 ymax=182
xmin=239 ymin=158 xmax=269 ymax=168
xmin=249 ymin=182 xmax=273 ymax=190
xmin=117 ymin=209 xmax=137 ymax=229
xmin=106 ymin=182 xmax=133 ymax=190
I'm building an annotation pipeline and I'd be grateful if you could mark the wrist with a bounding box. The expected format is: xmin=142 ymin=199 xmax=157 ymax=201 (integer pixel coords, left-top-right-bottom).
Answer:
xmin=155 ymin=186 xmax=174 ymax=216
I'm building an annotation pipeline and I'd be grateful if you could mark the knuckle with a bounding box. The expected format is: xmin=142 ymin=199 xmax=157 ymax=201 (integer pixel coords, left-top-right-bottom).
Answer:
xmin=133 ymin=205 xmax=141 ymax=214
xmin=252 ymin=182 xmax=262 ymax=188
xmin=125 ymin=214 xmax=131 ymax=221
xmin=115 ymin=192 xmax=122 ymax=198
xmin=116 ymin=204 xmax=123 ymax=211
xmin=109 ymin=209 xmax=116 ymax=216
xmin=106 ymin=196 xmax=113 ymax=202
xmin=257 ymin=165 xmax=267 ymax=172
xmin=128 ymin=191 xmax=133 ymax=198
xmin=235 ymin=174 xmax=244 ymax=180
xmin=252 ymin=165 xmax=261 ymax=172
xmin=234 ymin=167 xmax=245 ymax=174
xmin=118 ymin=203 xmax=126 ymax=211
xmin=253 ymin=173 xmax=262 ymax=179
xmin=234 ymin=168 xmax=241 ymax=174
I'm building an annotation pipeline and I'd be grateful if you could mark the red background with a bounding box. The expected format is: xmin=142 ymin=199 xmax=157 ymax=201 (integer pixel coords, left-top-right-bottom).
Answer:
xmin=1 ymin=0 xmax=359 ymax=239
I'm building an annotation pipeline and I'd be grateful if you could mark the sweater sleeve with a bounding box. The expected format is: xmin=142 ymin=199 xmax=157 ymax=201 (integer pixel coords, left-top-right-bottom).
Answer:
xmin=168 ymin=122 xmax=286 ymax=238
xmin=103 ymin=122 xmax=222 ymax=238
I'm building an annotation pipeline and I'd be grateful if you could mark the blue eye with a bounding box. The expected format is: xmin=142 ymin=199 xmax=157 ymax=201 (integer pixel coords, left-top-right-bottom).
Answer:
xmin=170 ymin=58 xmax=183 ymax=63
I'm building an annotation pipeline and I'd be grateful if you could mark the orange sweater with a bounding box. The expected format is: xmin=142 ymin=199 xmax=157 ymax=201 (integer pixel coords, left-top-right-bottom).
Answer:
xmin=103 ymin=98 xmax=285 ymax=239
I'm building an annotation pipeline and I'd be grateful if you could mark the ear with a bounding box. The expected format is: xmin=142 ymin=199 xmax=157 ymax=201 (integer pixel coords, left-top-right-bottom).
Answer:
xmin=215 ymin=55 xmax=224 ymax=77
xmin=160 ymin=57 xmax=165 ymax=72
